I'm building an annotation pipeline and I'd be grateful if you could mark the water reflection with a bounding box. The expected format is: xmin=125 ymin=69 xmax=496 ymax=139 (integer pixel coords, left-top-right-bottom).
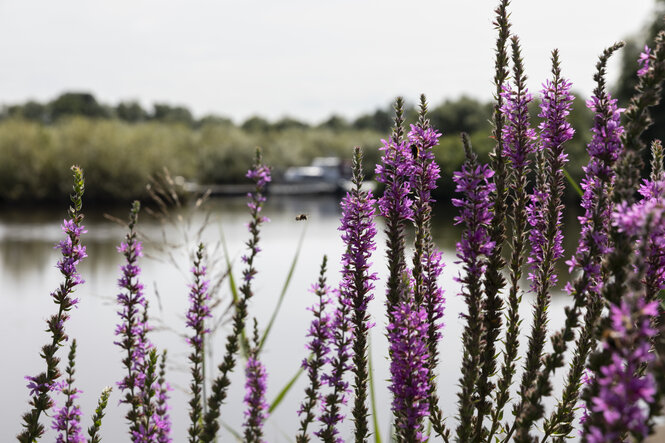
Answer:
xmin=0 ymin=195 xmax=584 ymax=442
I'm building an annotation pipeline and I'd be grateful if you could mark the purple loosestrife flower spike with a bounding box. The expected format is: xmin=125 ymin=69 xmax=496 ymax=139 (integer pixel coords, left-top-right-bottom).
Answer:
xmin=452 ymin=134 xmax=495 ymax=443
xmin=583 ymin=295 xmax=658 ymax=442
xmin=564 ymin=43 xmax=625 ymax=306
xmin=491 ymin=36 xmax=535 ymax=443
xmin=114 ymin=200 xmax=154 ymax=438
xmin=481 ymin=3 xmax=512 ymax=439
xmin=244 ymin=320 xmax=269 ymax=443
xmin=297 ymin=256 xmax=333 ymax=443
xmin=541 ymin=43 xmax=626 ymax=441
xmin=186 ymin=243 xmax=211 ymax=443
xmin=387 ymin=298 xmax=430 ymax=442
xmin=408 ymin=97 xmax=442 ymax=307
xmin=616 ymin=32 xmax=665 ymax=203
xmin=201 ymin=148 xmax=271 ymax=443
xmin=375 ymin=97 xmax=414 ymax=315
xmin=339 ymin=146 xmax=377 ymax=443
xmin=317 ymin=284 xmax=353 ymax=443
xmin=513 ymin=51 xmax=576 ymax=440
xmin=19 ymin=165 xmax=86 ymax=443
xmin=614 ymin=177 xmax=665 ymax=299
xmin=51 ymin=339 xmax=85 ymax=443
xmin=406 ymin=97 xmax=448 ymax=439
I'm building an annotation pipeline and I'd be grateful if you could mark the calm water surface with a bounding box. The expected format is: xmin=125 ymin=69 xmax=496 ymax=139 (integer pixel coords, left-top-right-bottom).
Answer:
xmin=1 ymin=195 xmax=582 ymax=442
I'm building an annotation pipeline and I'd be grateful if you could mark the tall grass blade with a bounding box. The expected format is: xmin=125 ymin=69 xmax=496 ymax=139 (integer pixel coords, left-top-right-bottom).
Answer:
xmin=369 ymin=336 xmax=383 ymax=443
xmin=259 ymin=223 xmax=307 ymax=352
xmin=219 ymin=225 xmax=248 ymax=358
xmin=269 ymin=366 xmax=305 ymax=414
xmin=563 ymin=168 xmax=583 ymax=197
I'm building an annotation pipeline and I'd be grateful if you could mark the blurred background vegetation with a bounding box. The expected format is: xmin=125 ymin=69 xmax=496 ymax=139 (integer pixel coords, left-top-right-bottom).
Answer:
xmin=1 ymin=0 xmax=663 ymax=205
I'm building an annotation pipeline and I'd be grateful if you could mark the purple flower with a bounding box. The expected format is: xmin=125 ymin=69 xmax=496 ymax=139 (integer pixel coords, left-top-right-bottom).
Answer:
xmin=241 ymin=152 xmax=272 ymax=279
xmin=408 ymin=124 xmax=442 ymax=214
xmin=338 ymin=183 xmax=378 ymax=316
xmin=317 ymin=287 xmax=353 ymax=442
xmin=614 ymin=179 xmax=665 ymax=296
xmin=638 ymin=45 xmax=652 ymax=77
xmin=114 ymin=202 xmax=158 ymax=440
xmin=526 ymin=74 xmax=574 ymax=288
xmin=565 ymin=91 xmax=624 ymax=300
xmin=51 ymin=381 xmax=85 ymax=443
xmin=186 ymin=263 xmax=211 ymax=348
xmin=297 ymin=257 xmax=333 ymax=440
xmin=387 ymin=299 xmax=430 ymax=442
xmin=452 ymin=161 xmax=495 ymax=273
xmin=243 ymin=356 xmax=269 ymax=442
xmin=585 ymin=295 xmax=658 ymax=442
xmin=300 ymin=281 xmax=333 ymax=385
xmin=375 ymin=137 xmax=414 ymax=221
xmin=501 ymin=83 xmax=537 ymax=171
xmin=337 ymin=147 xmax=378 ymax=442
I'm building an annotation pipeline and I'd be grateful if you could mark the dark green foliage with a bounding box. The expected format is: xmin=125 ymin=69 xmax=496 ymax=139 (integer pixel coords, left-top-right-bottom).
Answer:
xmin=50 ymin=92 xmax=108 ymax=120
xmin=116 ymin=101 xmax=149 ymax=123
xmin=353 ymin=108 xmax=393 ymax=133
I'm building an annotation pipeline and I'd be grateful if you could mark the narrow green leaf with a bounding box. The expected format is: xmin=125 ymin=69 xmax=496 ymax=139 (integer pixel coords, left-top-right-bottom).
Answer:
xmin=219 ymin=225 xmax=248 ymax=358
xmin=269 ymin=366 xmax=305 ymax=414
xmin=259 ymin=223 xmax=307 ymax=353
xmin=563 ymin=168 xmax=583 ymax=197
xmin=219 ymin=226 xmax=240 ymax=304
xmin=369 ymin=336 xmax=383 ymax=443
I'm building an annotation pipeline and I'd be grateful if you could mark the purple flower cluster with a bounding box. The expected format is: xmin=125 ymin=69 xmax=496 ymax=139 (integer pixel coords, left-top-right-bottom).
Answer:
xmin=56 ymin=219 xmax=88 ymax=289
xmin=408 ymin=124 xmax=442 ymax=212
xmin=638 ymin=45 xmax=652 ymax=78
xmin=301 ymin=281 xmax=333 ymax=386
xmin=243 ymin=356 xmax=269 ymax=442
xmin=387 ymin=299 xmax=430 ymax=442
xmin=115 ymin=238 xmax=151 ymax=393
xmin=51 ymin=381 xmax=85 ymax=443
xmin=500 ymin=83 xmax=537 ymax=171
xmin=338 ymin=184 xmax=378 ymax=316
xmin=375 ymin=137 xmax=414 ymax=221
xmin=241 ymin=155 xmax=272 ymax=281
xmin=452 ymin=162 xmax=495 ymax=273
xmin=565 ymin=91 xmax=624 ymax=296
xmin=585 ymin=296 xmax=658 ymax=442
xmin=614 ymin=178 xmax=665 ymax=296
xmin=24 ymin=216 xmax=87 ymax=415
xmin=186 ymin=263 xmax=211 ymax=348
xmin=317 ymin=287 xmax=353 ymax=442
xmin=526 ymin=75 xmax=574 ymax=287
xmin=245 ymin=161 xmax=272 ymax=228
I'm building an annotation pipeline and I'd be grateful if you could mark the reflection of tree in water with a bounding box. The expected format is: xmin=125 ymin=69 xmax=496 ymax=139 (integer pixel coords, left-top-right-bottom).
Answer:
xmin=0 ymin=240 xmax=54 ymax=281
xmin=0 ymin=238 xmax=124 ymax=292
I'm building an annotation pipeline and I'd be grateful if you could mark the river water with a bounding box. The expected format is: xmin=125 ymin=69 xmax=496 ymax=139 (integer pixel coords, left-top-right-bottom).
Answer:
xmin=1 ymin=194 xmax=582 ymax=442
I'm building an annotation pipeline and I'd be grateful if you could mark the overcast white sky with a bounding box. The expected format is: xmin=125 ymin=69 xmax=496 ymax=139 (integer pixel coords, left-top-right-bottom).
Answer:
xmin=0 ymin=1 xmax=657 ymax=123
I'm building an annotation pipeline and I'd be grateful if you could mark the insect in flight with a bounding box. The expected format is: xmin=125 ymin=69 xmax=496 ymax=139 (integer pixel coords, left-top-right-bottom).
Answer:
xmin=295 ymin=213 xmax=308 ymax=221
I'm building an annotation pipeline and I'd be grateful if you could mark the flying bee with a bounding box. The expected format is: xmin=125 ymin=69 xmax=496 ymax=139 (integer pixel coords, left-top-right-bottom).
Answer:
xmin=295 ymin=213 xmax=308 ymax=221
